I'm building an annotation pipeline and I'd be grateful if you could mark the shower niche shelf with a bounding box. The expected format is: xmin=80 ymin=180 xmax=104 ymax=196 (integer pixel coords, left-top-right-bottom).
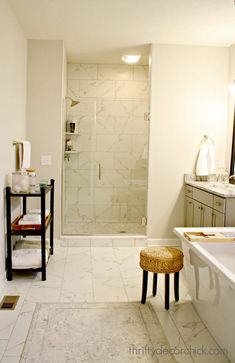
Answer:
xmin=65 ymin=132 xmax=80 ymax=135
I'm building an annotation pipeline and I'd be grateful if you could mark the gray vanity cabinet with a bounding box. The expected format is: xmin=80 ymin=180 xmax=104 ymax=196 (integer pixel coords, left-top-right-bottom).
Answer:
xmin=184 ymin=184 xmax=234 ymax=227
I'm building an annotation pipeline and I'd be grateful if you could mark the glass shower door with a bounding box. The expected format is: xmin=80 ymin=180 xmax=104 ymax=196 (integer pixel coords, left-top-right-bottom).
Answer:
xmin=63 ymin=98 xmax=96 ymax=235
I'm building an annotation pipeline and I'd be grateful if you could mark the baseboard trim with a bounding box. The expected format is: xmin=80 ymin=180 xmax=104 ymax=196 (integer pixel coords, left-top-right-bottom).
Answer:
xmin=147 ymin=238 xmax=181 ymax=247
xmin=60 ymin=236 xmax=181 ymax=247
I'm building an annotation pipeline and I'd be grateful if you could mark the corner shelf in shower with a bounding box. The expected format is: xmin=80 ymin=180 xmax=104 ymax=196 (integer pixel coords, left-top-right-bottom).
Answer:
xmin=64 ymin=150 xmax=80 ymax=154
xmin=65 ymin=132 xmax=81 ymax=135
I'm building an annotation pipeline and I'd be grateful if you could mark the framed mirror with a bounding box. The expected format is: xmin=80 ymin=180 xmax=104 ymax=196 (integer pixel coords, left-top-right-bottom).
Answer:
xmin=230 ymin=108 xmax=235 ymax=183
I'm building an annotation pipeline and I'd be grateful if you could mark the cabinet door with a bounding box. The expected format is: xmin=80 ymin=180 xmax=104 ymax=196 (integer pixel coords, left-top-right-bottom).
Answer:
xmin=213 ymin=210 xmax=225 ymax=227
xmin=201 ymin=204 xmax=213 ymax=227
xmin=185 ymin=197 xmax=193 ymax=227
xmin=193 ymin=200 xmax=202 ymax=227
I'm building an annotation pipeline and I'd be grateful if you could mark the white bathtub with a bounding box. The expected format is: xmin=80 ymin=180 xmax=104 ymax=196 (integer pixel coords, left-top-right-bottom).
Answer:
xmin=174 ymin=227 xmax=235 ymax=363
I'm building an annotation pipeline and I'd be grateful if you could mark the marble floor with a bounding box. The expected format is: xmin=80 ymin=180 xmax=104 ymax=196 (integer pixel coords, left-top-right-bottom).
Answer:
xmin=0 ymin=242 xmax=230 ymax=363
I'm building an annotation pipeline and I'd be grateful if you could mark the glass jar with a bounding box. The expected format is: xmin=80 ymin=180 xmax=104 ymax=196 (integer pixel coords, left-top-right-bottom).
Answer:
xmin=28 ymin=171 xmax=37 ymax=193
xmin=12 ymin=171 xmax=29 ymax=192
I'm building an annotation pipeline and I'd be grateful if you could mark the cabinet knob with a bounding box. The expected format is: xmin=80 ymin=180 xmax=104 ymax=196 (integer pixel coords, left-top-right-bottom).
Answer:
xmin=215 ymin=202 xmax=222 ymax=206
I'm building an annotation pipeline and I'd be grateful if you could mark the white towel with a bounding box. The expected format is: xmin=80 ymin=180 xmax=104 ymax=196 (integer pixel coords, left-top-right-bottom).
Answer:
xmin=28 ymin=209 xmax=50 ymax=217
xmin=19 ymin=141 xmax=31 ymax=169
xmin=208 ymin=144 xmax=215 ymax=174
xmin=12 ymin=249 xmax=48 ymax=269
xmin=23 ymin=214 xmax=41 ymax=223
xmin=18 ymin=219 xmax=41 ymax=225
xmin=196 ymin=144 xmax=215 ymax=176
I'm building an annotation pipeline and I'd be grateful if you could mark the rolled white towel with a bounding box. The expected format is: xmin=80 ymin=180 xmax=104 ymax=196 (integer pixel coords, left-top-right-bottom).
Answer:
xmin=28 ymin=208 xmax=50 ymax=217
xmin=23 ymin=214 xmax=41 ymax=223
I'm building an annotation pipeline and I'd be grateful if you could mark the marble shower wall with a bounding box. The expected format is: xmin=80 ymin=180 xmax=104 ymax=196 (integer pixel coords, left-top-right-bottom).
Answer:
xmin=64 ymin=63 xmax=149 ymax=234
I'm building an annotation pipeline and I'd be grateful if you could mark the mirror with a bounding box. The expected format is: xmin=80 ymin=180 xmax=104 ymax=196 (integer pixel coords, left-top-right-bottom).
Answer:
xmin=230 ymin=108 xmax=235 ymax=183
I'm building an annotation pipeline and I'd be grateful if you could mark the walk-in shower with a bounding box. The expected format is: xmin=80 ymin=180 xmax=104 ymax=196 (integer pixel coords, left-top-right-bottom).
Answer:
xmin=62 ymin=63 xmax=149 ymax=235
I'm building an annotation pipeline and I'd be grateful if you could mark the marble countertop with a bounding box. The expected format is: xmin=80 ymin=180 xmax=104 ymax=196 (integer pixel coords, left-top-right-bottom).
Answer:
xmin=185 ymin=181 xmax=235 ymax=198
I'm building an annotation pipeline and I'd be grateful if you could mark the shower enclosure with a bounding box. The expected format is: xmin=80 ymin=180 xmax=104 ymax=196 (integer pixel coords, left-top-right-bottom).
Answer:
xmin=63 ymin=63 xmax=149 ymax=235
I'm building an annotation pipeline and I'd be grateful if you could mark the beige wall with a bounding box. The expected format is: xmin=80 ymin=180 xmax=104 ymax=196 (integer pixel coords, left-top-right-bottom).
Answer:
xmin=26 ymin=40 xmax=66 ymax=237
xmin=147 ymin=44 xmax=229 ymax=238
xmin=0 ymin=0 xmax=27 ymax=278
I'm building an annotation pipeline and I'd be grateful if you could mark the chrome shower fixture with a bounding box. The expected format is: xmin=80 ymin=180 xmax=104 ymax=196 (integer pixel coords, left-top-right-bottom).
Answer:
xmin=65 ymin=96 xmax=80 ymax=107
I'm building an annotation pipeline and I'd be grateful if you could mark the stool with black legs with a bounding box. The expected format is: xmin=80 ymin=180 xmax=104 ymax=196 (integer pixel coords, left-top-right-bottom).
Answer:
xmin=140 ymin=246 xmax=184 ymax=310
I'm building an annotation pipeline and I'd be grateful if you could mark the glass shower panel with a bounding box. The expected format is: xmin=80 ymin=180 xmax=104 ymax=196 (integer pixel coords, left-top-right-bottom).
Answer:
xmin=92 ymin=99 xmax=149 ymax=234
xmin=63 ymin=99 xmax=96 ymax=235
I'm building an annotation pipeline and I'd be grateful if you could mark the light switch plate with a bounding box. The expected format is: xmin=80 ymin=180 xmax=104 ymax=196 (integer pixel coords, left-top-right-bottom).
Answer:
xmin=41 ymin=155 xmax=52 ymax=166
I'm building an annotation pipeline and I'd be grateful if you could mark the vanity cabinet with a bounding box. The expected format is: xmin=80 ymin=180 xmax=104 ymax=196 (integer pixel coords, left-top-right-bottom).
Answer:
xmin=185 ymin=184 xmax=234 ymax=227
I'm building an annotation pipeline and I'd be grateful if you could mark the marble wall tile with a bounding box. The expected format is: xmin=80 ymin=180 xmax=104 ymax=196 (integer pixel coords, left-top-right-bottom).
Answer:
xmin=67 ymin=64 xmax=98 ymax=80
xmin=133 ymin=65 xmax=149 ymax=81
xmin=127 ymin=205 xmax=146 ymax=221
xmin=67 ymin=98 xmax=96 ymax=118
xmin=132 ymin=100 xmax=149 ymax=116
xmin=95 ymin=205 xmax=123 ymax=222
xmin=76 ymin=115 xmax=94 ymax=134
xmin=94 ymin=187 xmax=113 ymax=205
xmin=114 ymin=153 xmax=142 ymax=170
xmin=111 ymin=188 xmax=129 ymax=205
xmin=80 ymin=80 xmax=115 ymax=98
xmin=115 ymin=81 xmax=149 ymax=99
xmin=96 ymin=99 xmax=133 ymax=117
xmin=76 ymin=152 xmax=93 ymax=170
xmin=67 ymin=80 xmax=79 ymax=99
xmin=96 ymin=134 xmax=132 ymax=152
xmin=128 ymin=189 xmax=147 ymax=206
xmin=78 ymin=133 xmax=94 ymax=152
xmin=65 ymin=169 xmax=92 ymax=188
xmin=94 ymin=152 xmax=114 ymax=169
xmin=132 ymin=134 xmax=148 ymax=153
xmin=98 ymin=64 xmax=133 ymax=80
xmin=95 ymin=170 xmax=130 ymax=188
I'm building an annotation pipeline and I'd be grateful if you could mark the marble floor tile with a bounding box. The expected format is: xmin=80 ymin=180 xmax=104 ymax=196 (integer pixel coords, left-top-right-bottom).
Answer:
xmin=0 ymin=245 xmax=231 ymax=363
xmin=4 ymin=301 xmax=36 ymax=358
xmin=0 ymin=340 xmax=8 ymax=360
xmin=93 ymin=277 xmax=128 ymax=302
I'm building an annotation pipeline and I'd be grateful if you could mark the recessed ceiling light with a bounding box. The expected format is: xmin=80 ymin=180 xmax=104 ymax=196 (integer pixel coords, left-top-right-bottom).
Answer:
xmin=121 ymin=55 xmax=141 ymax=64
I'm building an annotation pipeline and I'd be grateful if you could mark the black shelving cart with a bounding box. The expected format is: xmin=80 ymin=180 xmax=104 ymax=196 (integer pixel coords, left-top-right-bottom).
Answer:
xmin=5 ymin=179 xmax=55 ymax=281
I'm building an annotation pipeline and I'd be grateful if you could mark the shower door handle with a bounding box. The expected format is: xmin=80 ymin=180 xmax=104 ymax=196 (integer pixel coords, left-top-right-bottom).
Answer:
xmin=98 ymin=163 xmax=102 ymax=180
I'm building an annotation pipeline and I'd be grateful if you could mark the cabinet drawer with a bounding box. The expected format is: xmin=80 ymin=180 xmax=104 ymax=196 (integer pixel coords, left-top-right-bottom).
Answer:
xmin=193 ymin=188 xmax=213 ymax=208
xmin=185 ymin=185 xmax=193 ymax=196
xmin=213 ymin=196 xmax=226 ymax=213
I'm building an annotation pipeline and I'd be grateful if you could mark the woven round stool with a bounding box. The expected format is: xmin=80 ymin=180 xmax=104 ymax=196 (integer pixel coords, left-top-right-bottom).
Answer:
xmin=139 ymin=246 xmax=184 ymax=309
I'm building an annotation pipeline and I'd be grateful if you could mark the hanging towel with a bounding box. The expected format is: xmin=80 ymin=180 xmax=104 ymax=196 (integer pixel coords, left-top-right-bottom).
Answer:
xmin=19 ymin=141 xmax=31 ymax=169
xmin=196 ymin=141 xmax=215 ymax=176
xmin=208 ymin=144 xmax=215 ymax=175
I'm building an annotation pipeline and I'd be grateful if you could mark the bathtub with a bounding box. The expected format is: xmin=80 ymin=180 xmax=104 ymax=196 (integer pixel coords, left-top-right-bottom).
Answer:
xmin=174 ymin=227 xmax=235 ymax=362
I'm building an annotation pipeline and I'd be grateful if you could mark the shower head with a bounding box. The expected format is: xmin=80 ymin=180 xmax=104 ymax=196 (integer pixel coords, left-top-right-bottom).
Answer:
xmin=65 ymin=96 xmax=80 ymax=107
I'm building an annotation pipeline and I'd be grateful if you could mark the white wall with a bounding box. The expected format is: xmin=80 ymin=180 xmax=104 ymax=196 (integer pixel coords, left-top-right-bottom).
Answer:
xmin=148 ymin=44 xmax=229 ymax=238
xmin=226 ymin=44 xmax=235 ymax=168
xmin=26 ymin=40 xmax=65 ymax=237
xmin=0 ymin=0 xmax=27 ymax=279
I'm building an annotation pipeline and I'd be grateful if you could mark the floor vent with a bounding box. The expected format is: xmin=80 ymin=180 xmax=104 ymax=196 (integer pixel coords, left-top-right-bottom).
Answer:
xmin=0 ymin=296 xmax=19 ymax=310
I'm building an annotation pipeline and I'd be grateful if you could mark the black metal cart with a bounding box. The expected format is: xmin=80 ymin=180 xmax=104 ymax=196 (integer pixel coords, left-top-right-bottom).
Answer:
xmin=5 ymin=179 xmax=54 ymax=281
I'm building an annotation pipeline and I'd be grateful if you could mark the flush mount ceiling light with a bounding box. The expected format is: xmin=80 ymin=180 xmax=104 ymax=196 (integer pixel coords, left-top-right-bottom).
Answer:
xmin=121 ymin=55 xmax=141 ymax=64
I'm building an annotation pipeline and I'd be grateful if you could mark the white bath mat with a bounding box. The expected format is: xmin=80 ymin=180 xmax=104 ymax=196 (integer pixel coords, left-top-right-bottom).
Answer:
xmin=21 ymin=302 xmax=176 ymax=362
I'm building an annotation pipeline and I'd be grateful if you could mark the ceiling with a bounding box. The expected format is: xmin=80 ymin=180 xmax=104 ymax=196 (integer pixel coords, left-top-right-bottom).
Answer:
xmin=9 ymin=0 xmax=235 ymax=64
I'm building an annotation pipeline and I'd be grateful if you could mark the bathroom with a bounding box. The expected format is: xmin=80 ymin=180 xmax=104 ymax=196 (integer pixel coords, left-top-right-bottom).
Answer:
xmin=1 ymin=0 xmax=235 ymax=362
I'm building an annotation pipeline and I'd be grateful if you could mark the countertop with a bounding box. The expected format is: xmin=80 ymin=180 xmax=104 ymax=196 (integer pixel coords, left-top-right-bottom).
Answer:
xmin=185 ymin=181 xmax=235 ymax=198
